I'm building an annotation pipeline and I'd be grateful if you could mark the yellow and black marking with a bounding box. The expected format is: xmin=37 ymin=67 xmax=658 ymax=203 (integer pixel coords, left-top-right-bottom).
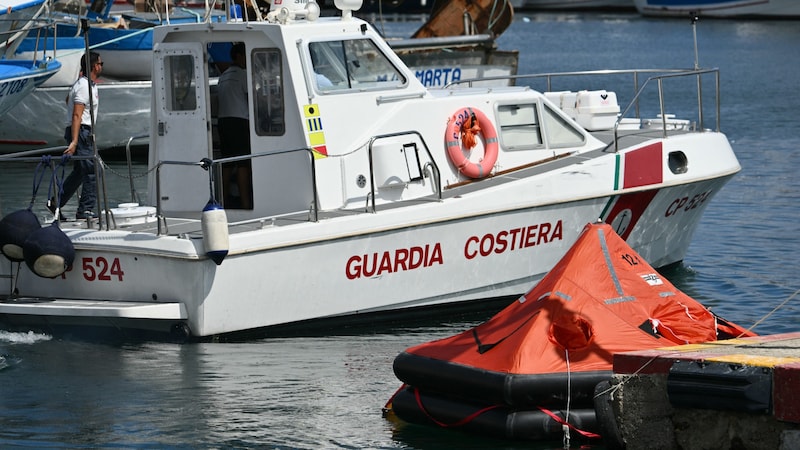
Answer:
xmin=304 ymin=104 xmax=327 ymax=159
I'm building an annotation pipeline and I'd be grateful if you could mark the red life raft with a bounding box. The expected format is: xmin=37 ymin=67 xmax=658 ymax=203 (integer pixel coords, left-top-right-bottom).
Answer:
xmin=385 ymin=222 xmax=754 ymax=443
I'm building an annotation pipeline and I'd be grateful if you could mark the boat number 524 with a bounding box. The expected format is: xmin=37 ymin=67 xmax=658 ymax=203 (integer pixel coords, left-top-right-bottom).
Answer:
xmin=664 ymin=190 xmax=712 ymax=217
xmin=63 ymin=257 xmax=125 ymax=281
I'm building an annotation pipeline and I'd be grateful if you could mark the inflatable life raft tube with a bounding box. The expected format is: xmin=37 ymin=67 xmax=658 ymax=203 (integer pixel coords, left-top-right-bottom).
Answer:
xmin=390 ymin=385 xmax=601 ymax=442
xmin=393 ymin=351 xmax=612 ymax=408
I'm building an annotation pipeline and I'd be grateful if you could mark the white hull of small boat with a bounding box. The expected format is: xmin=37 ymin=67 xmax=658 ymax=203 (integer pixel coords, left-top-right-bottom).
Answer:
xmin=633 ymin=0 xmax=800 ymax=18
xmin=0 ymin=80 xmax=151 ymax=150
xmin=0 ymin=1 xmax=740 ymax=339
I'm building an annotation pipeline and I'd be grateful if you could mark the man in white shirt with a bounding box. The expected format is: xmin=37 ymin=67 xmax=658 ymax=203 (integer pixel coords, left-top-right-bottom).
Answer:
xmin=51 ymin=52 xmax=103 ymax=220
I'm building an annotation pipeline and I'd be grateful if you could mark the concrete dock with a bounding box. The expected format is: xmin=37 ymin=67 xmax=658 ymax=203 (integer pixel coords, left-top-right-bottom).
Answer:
xmin=598 ymin=332 xmax=800 ymax=450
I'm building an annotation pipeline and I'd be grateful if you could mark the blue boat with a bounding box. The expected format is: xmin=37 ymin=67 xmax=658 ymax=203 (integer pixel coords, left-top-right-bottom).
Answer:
xmin=50 ymin=0 xmax=227 ymax=80
xmin=13 ymin=33 xmax=85 ymax=87
xmin=0 ymin=59 xmax=62 ymax=115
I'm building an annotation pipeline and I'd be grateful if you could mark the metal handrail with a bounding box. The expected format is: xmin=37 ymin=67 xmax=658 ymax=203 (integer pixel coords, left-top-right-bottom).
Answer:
xmin=154 ymin=146 xmax=319 ymax=235
xmin=366 ymin=131 xmax=441 ymax=213
xmin=124 ymin=134 xmax=149 ymax=204
xmin=613 ymin=68 xmax=721 ymax=151
xmin=446 ymin=67 xmax=722 ymax=151
xmin=0 ymin=149 xmax=112 ymax=229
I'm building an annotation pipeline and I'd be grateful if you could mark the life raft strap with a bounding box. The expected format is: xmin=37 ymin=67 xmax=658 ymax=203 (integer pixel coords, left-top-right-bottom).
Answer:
xmin=536 ymin=405 xmax=603 ymax=440
xmin=413 ymin=385 xmax=501 ymax=428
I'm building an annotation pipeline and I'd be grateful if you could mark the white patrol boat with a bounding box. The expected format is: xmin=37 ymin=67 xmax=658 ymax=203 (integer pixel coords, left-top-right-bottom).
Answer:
xmin=0 ymin=0 xmax=740 ymax=340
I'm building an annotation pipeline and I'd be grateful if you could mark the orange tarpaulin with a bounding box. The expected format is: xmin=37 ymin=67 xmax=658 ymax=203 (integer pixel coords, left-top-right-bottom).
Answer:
xmin=396 ymin=222 xmax=754 ymax=380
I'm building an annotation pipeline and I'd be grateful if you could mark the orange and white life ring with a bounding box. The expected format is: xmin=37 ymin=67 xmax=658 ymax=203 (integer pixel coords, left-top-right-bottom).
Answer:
xmin=445 ymin=107 xmax=498 ymax=179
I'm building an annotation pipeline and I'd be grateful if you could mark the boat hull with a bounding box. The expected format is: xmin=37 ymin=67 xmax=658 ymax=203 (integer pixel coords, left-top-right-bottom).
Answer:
xmin=0 ymin=170 xmax=735 ymax=338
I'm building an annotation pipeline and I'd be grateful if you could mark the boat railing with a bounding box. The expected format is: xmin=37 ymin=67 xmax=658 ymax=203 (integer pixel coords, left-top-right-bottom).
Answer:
xmin=123 ymin=134 xmax=149 ymax=204
xmin=388 ymin=34 xmax=497 ymax=52
xmin=154 ymin=146 xmax=319 ymax=235
xmin=446 ymin=67 xmax=722 ymax=150
xmin=0 ymin=149 xmax=116 ymax=229
xmin=611 ymin=68 xmax=720 ymax=151
xmin=366 ymin=130 xmax=441 ymax=213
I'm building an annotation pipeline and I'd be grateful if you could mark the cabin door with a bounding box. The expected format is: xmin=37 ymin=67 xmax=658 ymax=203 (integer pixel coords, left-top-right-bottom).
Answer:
xmin=151 ymin=42 xmax=211 ymax=214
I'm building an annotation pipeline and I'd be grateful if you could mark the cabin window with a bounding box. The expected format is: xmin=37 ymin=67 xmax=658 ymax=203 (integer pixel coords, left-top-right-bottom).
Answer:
xmin=542 ymin=103 xmax=585 ymax=148
xmin=252 ymin=49 xmax=284 ymax=136
xmin=496 ymin=104 xmax=543 ymax=149
xmin=164 ymin=54 xmax=197 ymax=111
xmin=308 ymin=39 xmax=406 ymax=91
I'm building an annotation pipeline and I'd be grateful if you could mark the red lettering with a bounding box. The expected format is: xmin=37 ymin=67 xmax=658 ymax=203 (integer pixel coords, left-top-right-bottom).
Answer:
xmin=345 ymin=255 xmax=360 ymax=280
xmin=508 ymin=228 xmax=522 ymax=251
xmin=409 ymin=246 xmax=424 ymax=269
xmin=346 ymin=243 xmax=444 ymax=279
xmin=80 ymin=257 xmax=125 ymax=282
xmin=362 ymin=253 xmax=377 ymax=277
xmin=551 ymin=220 xmax=563 ymax=241
xmin=394 ymin=248 xmax=409 ymax=272
xmin=464 ymin=236 xmax=479 ymax=259
xmin=96 ymin=257 xmax=111 ymax=281
xmin=377 ymin=252 xmax=393 ymax=276
xmin=82 ymin=257 xmax=96 ymax=281
xmin=110 ymin=258 xmax=124 ymax=281
xmin=460 ymin=220 xmax=564 ymax=260
xmin=524 ymin=225 xmax=538 ymax=248
xmin=479 ymin=234 xmax=493 ymax=257
xmin=538 ymin=222 xmax=552 ymax=245
xmin=494 ymin=231 xmax=508 ymax=254
xmin=429 ymin=243 xmax=443 ymax=265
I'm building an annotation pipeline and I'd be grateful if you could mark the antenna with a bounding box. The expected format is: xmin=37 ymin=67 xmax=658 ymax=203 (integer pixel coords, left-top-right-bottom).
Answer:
xmin=690 ymin=12 xmax=699 ymax=70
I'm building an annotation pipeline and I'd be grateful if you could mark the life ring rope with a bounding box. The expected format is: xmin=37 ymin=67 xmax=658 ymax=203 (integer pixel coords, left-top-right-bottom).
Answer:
xmin=445 ymin=107 xmax=499 ymax=179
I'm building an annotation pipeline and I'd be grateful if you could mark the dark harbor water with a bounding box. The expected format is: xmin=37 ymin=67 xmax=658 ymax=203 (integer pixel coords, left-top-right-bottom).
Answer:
xmin=1 ymin=12 xmax=799 ymax=449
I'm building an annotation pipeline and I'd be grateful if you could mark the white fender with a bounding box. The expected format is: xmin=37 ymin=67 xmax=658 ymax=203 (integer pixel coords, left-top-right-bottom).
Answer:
xmin=202 ymin=201 xmax=229 ymax=265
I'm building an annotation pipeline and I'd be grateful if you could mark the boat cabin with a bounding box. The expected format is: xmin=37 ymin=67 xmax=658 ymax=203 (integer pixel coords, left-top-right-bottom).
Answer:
xmin=147 ymin=0 xmax=604 ymax=225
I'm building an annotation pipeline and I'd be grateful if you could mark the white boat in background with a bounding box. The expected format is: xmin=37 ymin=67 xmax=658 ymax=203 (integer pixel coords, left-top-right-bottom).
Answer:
xmin=3 ymin=26 xmax=149 ymax=152
xmin=515 ymin=0 xmax=634 ymax=11
xmin=56 ymin=11 xmax=228 ymax=80
xmin=0 ymin=79 xmax=151 ymax=150
xmin=633 ymin=0 xmax=800 ymax=18
xmin=0 ymin=0 xmax=740 ymax=340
